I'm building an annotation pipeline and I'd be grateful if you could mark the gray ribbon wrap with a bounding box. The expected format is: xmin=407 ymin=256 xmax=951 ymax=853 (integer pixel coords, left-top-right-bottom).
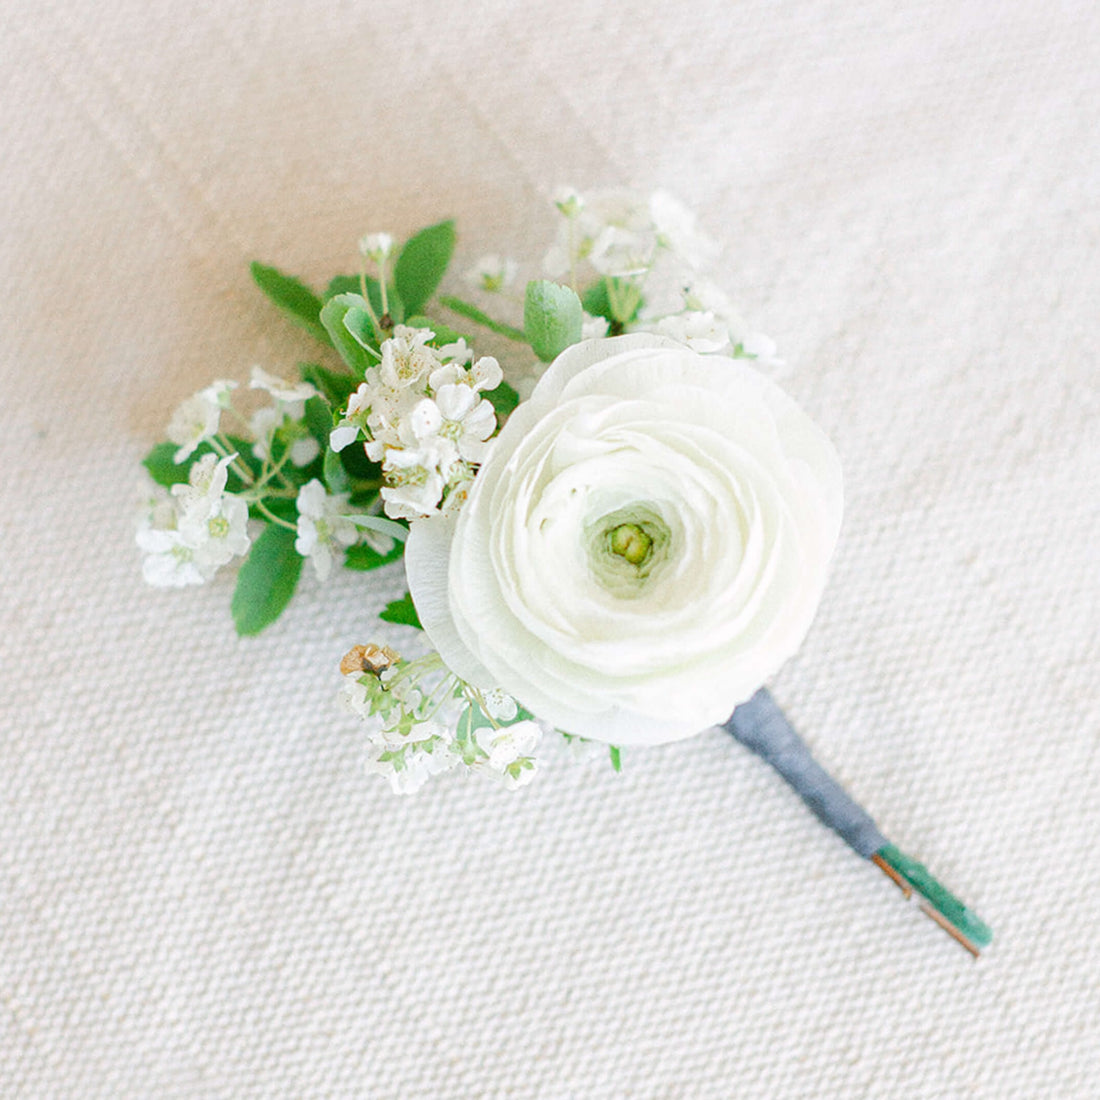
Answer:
xmin=723 ymin=688 xmax=886 ymax=859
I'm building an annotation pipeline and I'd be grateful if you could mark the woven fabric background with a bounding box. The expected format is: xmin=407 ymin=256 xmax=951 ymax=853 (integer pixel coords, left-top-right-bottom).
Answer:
xmin=2 ymin=0 xmax=1098 ymax=1096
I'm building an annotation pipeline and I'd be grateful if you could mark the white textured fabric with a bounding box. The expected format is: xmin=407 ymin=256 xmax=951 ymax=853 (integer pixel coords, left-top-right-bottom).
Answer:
xmin=2 ymin=1 xmax=1098 ymax=1096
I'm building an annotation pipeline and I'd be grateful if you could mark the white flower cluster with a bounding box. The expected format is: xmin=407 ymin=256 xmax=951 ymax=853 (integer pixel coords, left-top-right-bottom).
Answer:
xmin=330 ymin=326 xmax=502 ymax=520
xmin=137 ymin=453 xmax=251 ymax=587
xmin=339 ymin=646 xmax=541 ymax=794
xmin=544 ymin=186 xmax=782 ymax=367
xmin=140 ymin=367 xmax=380 ymax=586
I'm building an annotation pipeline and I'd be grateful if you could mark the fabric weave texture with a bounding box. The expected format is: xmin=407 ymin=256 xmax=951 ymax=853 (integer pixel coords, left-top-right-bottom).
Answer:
xmin=1 ymin=1 xmax=1098 ymax=1096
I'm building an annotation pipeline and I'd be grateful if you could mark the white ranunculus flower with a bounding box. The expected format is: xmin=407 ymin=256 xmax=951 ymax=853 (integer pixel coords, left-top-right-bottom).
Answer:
xmin=405 ymin=334 xmax=843 ymax=745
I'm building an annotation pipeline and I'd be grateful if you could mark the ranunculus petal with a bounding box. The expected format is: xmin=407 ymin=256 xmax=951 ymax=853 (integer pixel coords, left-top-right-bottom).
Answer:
xmin=405 ymin=335 xmax=843 ymax=745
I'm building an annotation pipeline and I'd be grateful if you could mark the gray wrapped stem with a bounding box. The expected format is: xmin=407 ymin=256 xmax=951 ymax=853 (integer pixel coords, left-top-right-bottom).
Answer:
xmin=723 ymin=688 xmax=886 ymax=859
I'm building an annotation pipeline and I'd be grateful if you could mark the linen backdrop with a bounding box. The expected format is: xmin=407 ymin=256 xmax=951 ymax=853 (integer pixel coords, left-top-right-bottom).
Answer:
xmin=2 ymin=0 xmax=1098 ymax=1096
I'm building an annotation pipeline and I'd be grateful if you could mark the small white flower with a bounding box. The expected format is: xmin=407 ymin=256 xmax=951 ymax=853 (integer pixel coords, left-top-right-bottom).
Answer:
xmin=138 ymin=453 xmax=250 ymax=585
xmin=553 ymin=186 xmax=585 ymax=218
xmin=649 ymin=190 xmax=717 ymax=270
xmin=404 ymin=397 xmax=444 ymax=443
xmin=437 ymin=337 xmax=474 ymax=367
xmin=185 ymin=494 xmax=251 ymax=575
xmin=249 ymin=406 xmax=282 ymax=462
xmin=655 ymin=310 xmax=731 ymax=354
xmin=165 ymin=380 xmax=237 ymax=463
xmin=171 ymin=451 xmax=232 ymax=513
xmin=136 ymin=527 xmax=206 ymax=587
xmin=365 ymin=738 xmax=458 ymax=795
xmin=379 ymin=326 xmax=438 ymax=391
xmin=295 ymin=479 xmax=359 ymax=581
xmin=480 ymin=689 xmax=519 ymax=723
xmin=249 ymin=366 xmax=318 ymax=408
xmin=434 ymin=384 xmax=496 ymax=463
xmin=475 ymin=719 xmax=541 ymax=770
xmin=358 ymin=232 xmax=394 ymax=263
xmin=464 ymin=254 xmax=518 ymax=294
xmin=380 ymin=447 xmax=448 ymax=519
xmin=581 ymin=313 xmax=610 ymax=340
xmin=588 ymin=225 xmax=653 ymax=278
xmin=737 ymin=332 xmax=786 ymax=373
xmin=174 ymin=453 xmax=251 ymax=576
xmin=428 ymin=354 xmax=503 ymax=395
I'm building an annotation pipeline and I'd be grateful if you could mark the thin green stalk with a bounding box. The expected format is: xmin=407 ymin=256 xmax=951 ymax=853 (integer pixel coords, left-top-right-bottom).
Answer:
xmin=253 ymin=499 xmax=298 ymax=532
xmin=209 ymin=434 xmax=255 ymax=487
xmin=439 ymin=296 xmax=528 ymax=343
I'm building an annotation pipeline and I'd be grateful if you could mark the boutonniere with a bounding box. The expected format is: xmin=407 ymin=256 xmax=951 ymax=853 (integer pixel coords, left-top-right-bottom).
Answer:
xmin=137 ymin=188 xmax=991 ymax=955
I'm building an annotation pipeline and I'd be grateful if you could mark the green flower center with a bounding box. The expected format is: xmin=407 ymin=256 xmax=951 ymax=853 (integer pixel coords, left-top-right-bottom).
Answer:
xmin=585 ymin=504 xmax=671 ymax=596
xmin=607 ymin=522 xmax=652 ymax=566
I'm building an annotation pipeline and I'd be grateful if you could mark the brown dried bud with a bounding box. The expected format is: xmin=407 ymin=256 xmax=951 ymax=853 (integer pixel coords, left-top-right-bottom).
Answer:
xmin=340 ymin=644 xmax=400 ymax=677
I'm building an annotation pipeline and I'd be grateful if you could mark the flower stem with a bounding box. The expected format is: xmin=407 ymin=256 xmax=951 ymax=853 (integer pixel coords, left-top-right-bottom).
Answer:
xmin=438 ymin=296 xmax=528 ymax=343
xmin=724 ymin=688 xmax=992 ymax=956
xmin=253 ymin=499 xmax=298 ymax=531
xmin=208 ymin=435 xmax=255 ymax=487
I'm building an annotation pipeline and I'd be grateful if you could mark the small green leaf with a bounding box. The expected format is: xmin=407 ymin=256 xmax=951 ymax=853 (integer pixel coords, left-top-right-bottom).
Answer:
xmin=251 ymin=262 xmax=331 ymax=346
xmin=609 ymin=745 xmax=622 ymax=773
xmin=338 ymin=443 xmax=383 ymax=482
xmin=344 ymin=540 xmax=405 ymax=571
xmin=142 ymin=442 xmax=193 ymax=487
xmin=379 ymin=591 xmax=422 ymax=629
xmin=143 ymin=439 xmax=259 ymax=493
xmin=323 ymin=447 xmax=350 ymax=494
xmin=484 ymin=380 xmax=520 ymax=420
xmin=581 ymin=279 xmax=613 ymax=323
xmin=394 ymin=221 xmax=455 ymax=316
xmin=231 ymin=524 xmax=303 ymax=636
xmin=320 ymin=293 xmax=376 ymax=375
xmin=299 ymin=362 xmax=358 ymax=408
xmin=524 ymin=280 xmax=583 ymax=362
xmin=303 ymin=395 xmax=333 ymax=449
xmin=582 ymin=278 xmax=643 ymax=327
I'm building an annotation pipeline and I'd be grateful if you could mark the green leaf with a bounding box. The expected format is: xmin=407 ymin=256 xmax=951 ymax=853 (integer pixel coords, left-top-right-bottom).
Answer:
xmin=323 ymin=447 xmax=350 ymax=494
xmin=231 ymin=524 xmax=303 ymax=636
xmin=484 ymin=380 xmax=520 ymax=420
xmin=524 ymin=280 xmax=583 ymax=362
xmin=143 ymin=439 xmax=259 ymax=493
xmin=344 ymin=540 xmax=405 ymax=571
xmin=142 ymin=442 xmax=193 ymax=487
xmin=582 ymin=278 xmax=643 ymax=328
xmin=394 ymin=221 xmax=455 ymax=316
xmin=609 ymin=745 xmax=622 ymax=773
xmin=303 ymin=395 xmax=333 ymax=448
xmin=299 ymin=362 xmax=358 ymax=408
xmin=250 ymin=262 xmax=331 ymax=346
xmin=320 ymin=293 xmax=377 ymax=375
xmin=581 ymin=279 xmax=613 ymax=323
xmin=338 ymin=443 xmax=383 ymax=482
xmin=379 ymin=591 xmax=422 ymax=629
